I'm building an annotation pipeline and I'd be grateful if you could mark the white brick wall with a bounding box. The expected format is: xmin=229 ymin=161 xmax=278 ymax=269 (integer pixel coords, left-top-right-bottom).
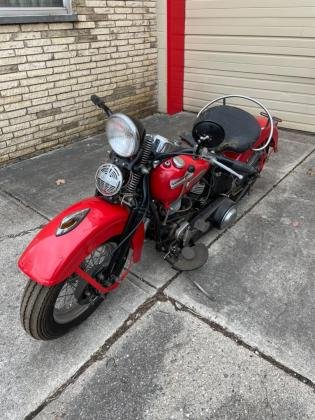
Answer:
xmin=0 ymin=0 xmax=158 ymax=164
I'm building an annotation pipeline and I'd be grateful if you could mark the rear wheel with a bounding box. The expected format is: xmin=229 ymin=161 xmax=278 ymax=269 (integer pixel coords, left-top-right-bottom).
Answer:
xmin=20 ymin=241 xmax=127 ymax=340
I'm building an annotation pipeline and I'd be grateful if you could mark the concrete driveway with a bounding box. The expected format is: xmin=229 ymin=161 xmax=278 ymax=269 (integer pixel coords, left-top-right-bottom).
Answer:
xmin=0 ymin=113 xmax=314 ymax=419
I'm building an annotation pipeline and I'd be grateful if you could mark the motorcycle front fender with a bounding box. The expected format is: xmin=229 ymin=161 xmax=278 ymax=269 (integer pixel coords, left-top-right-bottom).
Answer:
xmin=18 ymin=196 xmax=144 ymax=287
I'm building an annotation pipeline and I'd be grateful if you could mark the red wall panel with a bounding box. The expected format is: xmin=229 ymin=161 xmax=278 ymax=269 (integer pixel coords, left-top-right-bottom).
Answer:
xmin=167 ymin=0 xmax=186 ymax=114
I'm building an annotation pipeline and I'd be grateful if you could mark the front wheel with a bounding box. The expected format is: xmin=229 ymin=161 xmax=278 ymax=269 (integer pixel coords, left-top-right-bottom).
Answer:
xmin=20 ymin=241 xmax=126 ymax=340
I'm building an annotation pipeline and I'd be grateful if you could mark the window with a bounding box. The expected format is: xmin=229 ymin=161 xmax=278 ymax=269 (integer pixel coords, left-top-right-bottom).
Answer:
xmin=1 ymin=1 xmax=64 ymax=7
xmin=0 ymin=0 xmax=77 ymax=23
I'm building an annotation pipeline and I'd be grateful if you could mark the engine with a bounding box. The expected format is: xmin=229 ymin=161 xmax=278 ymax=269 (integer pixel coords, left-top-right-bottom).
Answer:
xmin=190 ymin=180 xmax=206 ymax=196
xmin=166 ymin=180 xmax=206 ymax=215
xmin=148 ymin=151 xmax=238 ymax=259
xmin=149 ymin=161 xmax=237 ymax=253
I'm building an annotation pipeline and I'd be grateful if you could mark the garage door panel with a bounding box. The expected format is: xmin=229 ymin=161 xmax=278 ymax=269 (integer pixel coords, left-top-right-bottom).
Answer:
xmin=184 ymin=104 xmax=314 ymax=132
xmin=184 ymin=97 xmax=315 ymax=131
xmin=187 ymin=18 xmax=314 ymax=28
xmin=185 ymin=68 xmax=315 ymax=85
xmin=185 ymin=88 xmax=315 ymax=115
xmin=185 ymin=72 xmax=315 ymax=95
xmin=185 ymin=59 xmax=314 ymax=79
xmin=186 ymin=41 xmax=315 ymax=58
xmin=185 ymin=36 xmax=315 ymax=49
xmin=184 ymin=1 xmax=315 ymax=131
xmin=184 ymin=99 xmax=314 ymax=127
xmin=185 ymin=81 xmax=315 ymax=105
xmin=184 ymin=96 xmax=312 ymax=122
xmin=188 ymin=7 xmax=315 ymax=18
xmin=186 ymin=45 xmax=315 ymax=58
xmin=186 ymin=25 xmax=315 ymax=38
xmin=187 ymin=1 xmax=315 ymax=10
xmin=186 ymin=51 xmax=314 ymax=70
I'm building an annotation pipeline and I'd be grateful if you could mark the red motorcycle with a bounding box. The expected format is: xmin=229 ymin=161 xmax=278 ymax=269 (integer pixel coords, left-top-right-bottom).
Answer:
xmin=18 ymin=95 xmax=280 ymax=340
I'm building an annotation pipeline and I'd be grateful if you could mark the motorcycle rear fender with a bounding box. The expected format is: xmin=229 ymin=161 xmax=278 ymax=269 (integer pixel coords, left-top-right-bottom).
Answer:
xmin=256 ymin=116 xmax=279 ymax=152
xmin=225 ymin=117 xmax=279 ymax=164
xmin=18 ymin=197 xmax=144 ymax=287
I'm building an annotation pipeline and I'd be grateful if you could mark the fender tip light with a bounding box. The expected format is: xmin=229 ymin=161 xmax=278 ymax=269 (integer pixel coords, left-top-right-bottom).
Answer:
xmin=56 ymin=208 xmax=90 ymax=236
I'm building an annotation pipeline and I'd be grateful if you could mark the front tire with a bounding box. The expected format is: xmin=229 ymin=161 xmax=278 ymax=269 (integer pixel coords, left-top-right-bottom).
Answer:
xmin=20 ymin=240 xmax=127 ymax=340
xmin=20 ymin=280 xmax=102 ymax=340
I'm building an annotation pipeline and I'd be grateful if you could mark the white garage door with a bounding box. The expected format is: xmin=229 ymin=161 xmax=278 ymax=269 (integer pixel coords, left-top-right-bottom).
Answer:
xmin=184 ymin=0 xmax=315 ymax=132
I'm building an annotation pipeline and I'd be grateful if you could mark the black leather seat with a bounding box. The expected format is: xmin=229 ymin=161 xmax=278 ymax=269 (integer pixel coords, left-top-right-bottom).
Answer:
xmin=197 ymin=105 xmax=261 ymax=153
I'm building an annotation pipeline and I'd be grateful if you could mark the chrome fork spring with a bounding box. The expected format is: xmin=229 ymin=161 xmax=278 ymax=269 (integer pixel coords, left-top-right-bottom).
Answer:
xmin=126 ymin=172 xmax=141 ymax=193
xmin=126 ymin=135 xmax=153 ymax=194
xmin=140 ymin=135 xmax=153 ymax=166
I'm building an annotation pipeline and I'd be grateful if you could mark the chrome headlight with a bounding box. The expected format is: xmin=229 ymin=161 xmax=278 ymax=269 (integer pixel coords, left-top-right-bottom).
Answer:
xmin=106 ymin=113 xmax=140 ymax=158
xmin=95 ymin=163 xmax=123 ymax=197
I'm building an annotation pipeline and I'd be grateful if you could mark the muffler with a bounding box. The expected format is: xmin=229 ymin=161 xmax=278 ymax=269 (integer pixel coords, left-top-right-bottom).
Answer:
xmin=190 ymin=196 xmax=237 ymax=231
xmin=210 ymin=198 xmax=237 ymax=229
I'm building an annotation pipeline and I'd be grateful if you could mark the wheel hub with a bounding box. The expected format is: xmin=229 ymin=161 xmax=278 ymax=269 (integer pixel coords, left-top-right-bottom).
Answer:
xmin=53 ymin=242 xmax=116 ymax=324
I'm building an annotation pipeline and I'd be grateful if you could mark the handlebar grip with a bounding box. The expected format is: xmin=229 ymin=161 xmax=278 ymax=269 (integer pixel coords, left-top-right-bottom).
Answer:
xmin=90 ymin=95 xmax=113 ymax=116
xmin=91 ymin=94 xmax=103 ymax=107
xmin=217 ymin=156 xmax=257 ymax=175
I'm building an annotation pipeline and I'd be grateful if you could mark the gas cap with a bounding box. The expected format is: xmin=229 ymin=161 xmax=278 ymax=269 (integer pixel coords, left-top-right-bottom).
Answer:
xmin=172 ymin=156 xmax=185 ymax=169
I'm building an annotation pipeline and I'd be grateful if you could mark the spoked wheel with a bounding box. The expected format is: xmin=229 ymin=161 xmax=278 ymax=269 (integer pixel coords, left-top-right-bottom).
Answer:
xmin=20 ymin=241 xmax=126 ymax=340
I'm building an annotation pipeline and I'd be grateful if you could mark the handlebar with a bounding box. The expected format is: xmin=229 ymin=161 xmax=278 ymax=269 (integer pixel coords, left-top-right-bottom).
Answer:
xmin=91 ymin=95 xmax=113 ymax=117
xmin=153 ymin=150 xmax=258 ymax=180
xmin=214 ymin=155 xmax=258 ymax=176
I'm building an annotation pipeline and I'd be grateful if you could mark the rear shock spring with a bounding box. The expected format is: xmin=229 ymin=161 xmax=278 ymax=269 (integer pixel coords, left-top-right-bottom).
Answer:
xmin=126 ymin=135 xmax=153 ymax=194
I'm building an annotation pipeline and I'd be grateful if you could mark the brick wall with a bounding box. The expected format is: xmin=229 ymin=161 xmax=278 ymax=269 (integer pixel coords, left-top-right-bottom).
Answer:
xmin=0 ymin=0 xmax=157 ymax=165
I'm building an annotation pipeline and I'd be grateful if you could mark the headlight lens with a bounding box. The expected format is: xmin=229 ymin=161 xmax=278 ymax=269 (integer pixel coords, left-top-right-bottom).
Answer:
xmin=106 ymin=113 xmax=140 ymax=157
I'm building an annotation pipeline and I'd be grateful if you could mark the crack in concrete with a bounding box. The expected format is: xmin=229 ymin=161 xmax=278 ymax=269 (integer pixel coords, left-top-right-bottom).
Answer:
xmin=24 ymin=295 xmax=161 ymax=420
xmin=262 ymin=379 xmax=275 ymax=420
xmin=24 ymin=274 xmax=178 ymax=420
xmin=127 ymin=274 xmax=155 ymax=294
xmin=166 ymin=296 xmax=315 ymax=391
xmin=25 ymin=288 xmax=315 ymax=420
xmin=0 ymin=224 xmax=45 ymax=242
xmin=0 ymin=189 xmax=50 ymax=221
xmin=129 ymin=271 xmax=161 ymax=290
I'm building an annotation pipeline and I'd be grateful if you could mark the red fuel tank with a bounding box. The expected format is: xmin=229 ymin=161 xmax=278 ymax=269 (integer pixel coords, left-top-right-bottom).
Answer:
xmin=150 ymin=155 xmax=210 ymax=208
